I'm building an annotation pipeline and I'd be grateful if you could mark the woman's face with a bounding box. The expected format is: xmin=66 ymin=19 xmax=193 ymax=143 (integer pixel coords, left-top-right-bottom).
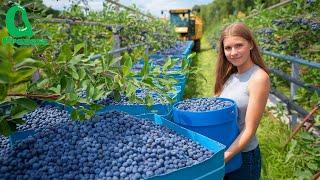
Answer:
xmin=223 ymin=35 xmax=252 ymax=67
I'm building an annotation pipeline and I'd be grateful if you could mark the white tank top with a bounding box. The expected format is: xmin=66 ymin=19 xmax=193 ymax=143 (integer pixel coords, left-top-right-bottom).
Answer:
xmin=220 ymin=64 xmax=260 ymax=152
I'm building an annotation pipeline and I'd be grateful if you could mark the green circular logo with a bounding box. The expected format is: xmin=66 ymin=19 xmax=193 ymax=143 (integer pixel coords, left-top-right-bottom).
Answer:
xmin=5 ymin=5 xmax=33 ymax=38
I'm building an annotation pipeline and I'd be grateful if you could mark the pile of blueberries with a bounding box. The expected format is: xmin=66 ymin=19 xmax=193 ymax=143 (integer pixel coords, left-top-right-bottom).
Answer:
xmin=0 ymin=136 xmax=9 ymax=157
xmin=0 ymin=105 xmax=71 ymax=157
xmin=18 ymin=105 xmax=70 ymax=132
xmin=175 ymin=98 xmax=233 ymax=112
xmin=154 ymin=41 xmax=190 ymax=56
xmin=0 ymin=110 xmax=213 ymax=179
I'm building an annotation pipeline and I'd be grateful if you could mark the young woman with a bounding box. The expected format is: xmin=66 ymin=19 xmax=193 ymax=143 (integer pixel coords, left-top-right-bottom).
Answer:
xmin=214 ymin=22 xmax=270 ymax=180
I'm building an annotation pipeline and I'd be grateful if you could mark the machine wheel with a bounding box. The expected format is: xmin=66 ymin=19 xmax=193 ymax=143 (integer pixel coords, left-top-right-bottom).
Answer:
xmin=193 ymin=39 xmax=201 ymax=52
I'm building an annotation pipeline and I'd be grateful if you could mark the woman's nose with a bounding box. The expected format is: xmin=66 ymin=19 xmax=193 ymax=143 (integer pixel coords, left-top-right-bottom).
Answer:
xmin=230 ymin=47 xmax=237 ymax=56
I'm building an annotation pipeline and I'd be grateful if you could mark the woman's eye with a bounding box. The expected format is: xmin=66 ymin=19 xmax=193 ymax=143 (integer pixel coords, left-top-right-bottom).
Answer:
xmin=224 ymin=47 xmax=231 ymax=51
xmin=235 ymin=44 xmax=242 ymax=48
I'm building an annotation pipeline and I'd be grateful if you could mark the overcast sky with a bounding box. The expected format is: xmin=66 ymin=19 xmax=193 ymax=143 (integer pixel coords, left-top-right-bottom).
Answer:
xmin=42 ymin=0 xmax=212 ymax=17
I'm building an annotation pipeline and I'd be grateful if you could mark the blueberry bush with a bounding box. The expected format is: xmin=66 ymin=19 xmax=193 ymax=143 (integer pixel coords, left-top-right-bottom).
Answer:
xmin=243 ymin=0 xmax=320 ymax=112
xmin=0 ymin=0 xmax=182 ymax=136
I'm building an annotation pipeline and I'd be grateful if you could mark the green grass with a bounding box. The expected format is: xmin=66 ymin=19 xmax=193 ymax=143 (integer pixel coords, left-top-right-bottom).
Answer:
xmin=184 ymin=37 xmax=217 ymax=98
xmin=258 ymin=114 xmax=295 ymax=180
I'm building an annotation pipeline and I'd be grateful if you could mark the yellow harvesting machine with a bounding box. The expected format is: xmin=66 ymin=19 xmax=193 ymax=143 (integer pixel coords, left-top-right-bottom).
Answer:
xmin=169 ymin=8 xmax=203 ymax=52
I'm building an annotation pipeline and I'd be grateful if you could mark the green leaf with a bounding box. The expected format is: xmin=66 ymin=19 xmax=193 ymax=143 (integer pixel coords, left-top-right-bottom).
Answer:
xmin=0 ymin=118 xmax=11 ymax=136
xmin=122 ymin=66 xmax=130 ymax=77
xmin=0 ymin=74 xmax=9 ymax=84
xmin=49 ymin=84 xmax=61 ymax=94
xmin=141 ymin=60 xmax=150 ymax=77
xmin=114 ymin=75 xmax=123 ymax=87
xmin=0 ymin=84 xmax=7 ymax=101
xmin=69 ymin=66 xmax=79 ymax=80
xmin=74 ymin=43 xmax=85 ymax=55
xmin=142 ymin=77 xmax=154 ymax=87
xmin=10 ymin=82 xmax=28 ymax=93
xmin=0 ymin=49 xmax=12 ymax=83
xmin=68 ymin=92 xmax=79 ymax=105
xmin=0 ymin=44 xmax=12 ymax=60
xmin=60 ymin=76 xmax=67 ymax=90
xmin=81 ymin=79 xmax=90 ymax=90
xmin=87 ymin=84 xmax=94 ymax=98
xmin=182 ymin=58 xmax=189 ymax=71
xmin=126 ymin=83 xmax=136 ymax=97
xmin=163 ymin=57 xmax=173 ymax=71
xmin=11 ymin=110 xmax=29 ymax=119
xmin=152 ymin=66 xmax=161 ymax=75
xmin=36 ymin=78 xmax=49 ymax=88
xmin=89 ymin=104 xmax=103 ymax=111
xmin=78 ymin=68 xmax=86 ymax=80
xmin=70 ymin=109 xmax=79 ymax=120
xmin=12 ymin=68 xmax=36 ymax=84
xmin=57 ymin=44 xmax=72 ymax=62
xmin=15 ymin=98 xmax=37 ymax=111
xmin=145 ymin=94 xmax=154 ymax=107
xmin=78 ymin=109 xmax=86 ymax=120
xmin=187 ymin=52 xmax=196 ymax=59
xmin=10 ymin=118 xmax=26 ymax=125
xmin=65 ymin=78 xmax=75 ymax=93
xmin=113 ymin=91 xmax=121 ymax=101
xmin=13 ymin=48 xmax=33 ymax=64
xmin=109 ymin=56 xmax=122 ymax=67
xmin=69 ymin=54 xmax=84 ymax=65
xmin=123 ymin=54 xmax=133 ymax=68
xmin=14 ymin=58 xmax=44 ymax=70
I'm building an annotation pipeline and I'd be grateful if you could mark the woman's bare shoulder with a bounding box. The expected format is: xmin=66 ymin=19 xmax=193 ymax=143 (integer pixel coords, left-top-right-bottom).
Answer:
xmin=253 ymin=68 xmax=269 ymax=82
xmin=249 ymin=68 xmax=270 ymax=89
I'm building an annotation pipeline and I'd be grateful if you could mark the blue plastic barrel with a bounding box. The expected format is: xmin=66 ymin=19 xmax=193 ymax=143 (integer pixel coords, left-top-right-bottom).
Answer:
xmin=172 ymin=97 xmax=242 ymax=173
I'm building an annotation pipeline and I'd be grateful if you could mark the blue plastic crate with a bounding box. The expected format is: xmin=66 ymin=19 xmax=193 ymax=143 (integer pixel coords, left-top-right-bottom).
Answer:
xmin=9 ymin=107 xmax=226 ymax=179
xmin=172 ymin=97 xmax=243 ymax=173
xmin=145 ymin=114 xmax=225 ymax=180
xmin=182 ymin=41 xmax=194 ymax=56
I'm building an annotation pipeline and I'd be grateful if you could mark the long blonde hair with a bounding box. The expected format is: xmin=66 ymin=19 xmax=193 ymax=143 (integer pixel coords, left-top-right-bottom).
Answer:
xmin=214 ymin=22 xmax=269 ymax=96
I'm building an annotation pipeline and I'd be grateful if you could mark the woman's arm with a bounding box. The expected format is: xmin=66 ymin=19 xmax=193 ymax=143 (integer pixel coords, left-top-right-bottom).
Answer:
xmin=224 ymin=70 xmax=270 ymax=162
